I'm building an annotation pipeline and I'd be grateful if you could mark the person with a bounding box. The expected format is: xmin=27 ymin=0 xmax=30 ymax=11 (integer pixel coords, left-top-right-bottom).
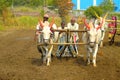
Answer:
xmin=34 ymin=14 xmax=57 ymax=42
xmin=34 ymin=14 xmax=49 ymax=42
xmin=56 ymin=21 xmax=67 ymax=57
xmin=108 ymin=16 xmax=117 ymax=45
xmin=67 ymin=17 xmax=79 ymax=41
xmin=67 ymin=17 xmax=79 ymax=56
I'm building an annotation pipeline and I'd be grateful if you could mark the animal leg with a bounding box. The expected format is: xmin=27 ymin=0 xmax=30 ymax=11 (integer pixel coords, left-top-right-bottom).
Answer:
xmin=87 ymin=52 xmax=90 ymax=65
xmin=47 ymin=44 xmax=53 ymax=66
xmin=43 ymin=47 xmax=48 ymax=65
xmin=87 ymin=47 xmax=91 ymax=65
xmin=93 ymin=56 xmax=96 ymax=67
xmin=100 ymin=40 xmax=103 ymax=47
xmin=92 ymin=44 xmax=98 ymax=67
xmin=100 ymin=31 xmax=105 ymax=47
xmin=47 ymin=56 xmax=51 ymax=66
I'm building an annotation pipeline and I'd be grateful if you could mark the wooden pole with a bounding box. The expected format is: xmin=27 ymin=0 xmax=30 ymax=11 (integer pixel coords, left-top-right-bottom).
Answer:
xmin=38 ymin=43 xmax=87 ymax=46
xmin=106 ymin=20 xmax=120 ymax=23
xmin=52 ymin=29 xmax=87 ymax=32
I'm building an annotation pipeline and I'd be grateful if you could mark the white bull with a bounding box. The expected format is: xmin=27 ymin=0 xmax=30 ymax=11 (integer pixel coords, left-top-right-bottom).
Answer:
xmin=94 ymin=13 xmax=108 ymax=47
xmin=38 ymin=19 xmax=57 ymax=66
xmin=82 ymin=18 xmax=103 ymax=67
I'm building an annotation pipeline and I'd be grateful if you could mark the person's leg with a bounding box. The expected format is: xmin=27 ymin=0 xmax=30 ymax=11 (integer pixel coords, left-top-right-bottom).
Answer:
xmin=108 ymin=33 xmax=112 ymax=42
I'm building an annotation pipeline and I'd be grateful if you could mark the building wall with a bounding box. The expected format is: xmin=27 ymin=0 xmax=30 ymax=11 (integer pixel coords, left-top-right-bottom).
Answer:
xmin=72 ymin=0 xmax=120 ymax=12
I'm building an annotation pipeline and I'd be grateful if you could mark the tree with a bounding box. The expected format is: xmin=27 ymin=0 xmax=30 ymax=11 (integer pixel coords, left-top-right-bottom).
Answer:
xmin=100 ymin=0 xmax=115 ymax=13
xmin=84 ymin=6 xmax=103 ymax=19
xmin=0 ymin=0 xmax=12 ymax=13
xmin=0 ymin=0 xmax=12 ymax=23
xmin=56 ymin=0 xmax=74 ymax=21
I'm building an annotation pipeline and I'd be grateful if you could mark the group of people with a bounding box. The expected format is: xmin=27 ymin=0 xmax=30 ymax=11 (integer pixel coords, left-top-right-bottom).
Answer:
xmin=35 ymin=14 xmax=79 ymax=57
xmin=34 ymin=13 xmax=117 ymax=57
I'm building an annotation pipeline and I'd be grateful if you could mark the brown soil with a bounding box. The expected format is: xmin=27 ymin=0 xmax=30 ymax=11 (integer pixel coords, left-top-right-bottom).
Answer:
xmin=0 ymin=30 xmax=120 ymax=80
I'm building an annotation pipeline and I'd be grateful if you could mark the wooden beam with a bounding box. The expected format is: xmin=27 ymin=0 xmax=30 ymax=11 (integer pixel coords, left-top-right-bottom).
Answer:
xmin=76 ymin=19 xmax=120 ymax=23
xmin=38 ymin=43 xmax=86 ymax=45
xmin=106 ymin=20 xmax=120 ymax=23
xmin=108 ymin=28 xmax=120 ymax=30
xmin=52 ymin=29 xmax=87 ymax=32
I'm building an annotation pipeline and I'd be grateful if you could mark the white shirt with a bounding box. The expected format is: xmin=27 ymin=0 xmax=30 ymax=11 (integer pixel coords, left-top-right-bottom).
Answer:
xmin=57 ymin=27 xmax=67 ymax=38
xmin=57 ymin=27 xmax=67 ymax=43
xmin=36 ymin=21 xmax=49 ymax=30
xmin=67 ymin=22 xmax=79 ymax=41
xmin=36 ymin=21 xmax=57 ymax=30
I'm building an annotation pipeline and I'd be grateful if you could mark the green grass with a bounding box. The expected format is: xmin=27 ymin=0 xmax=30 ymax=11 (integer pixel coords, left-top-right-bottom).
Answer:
xmin=16 ymin=16 xmax=38 ymax=29
xmin=0 ymin=16 xmax=39 ymax=30
xmin=0 ymin=16 xmax=62 ymax=30
xmin=13 ymin=6 xmax=42 ymax=12
xmin=0 ymin=25 xmax=4 ymax=31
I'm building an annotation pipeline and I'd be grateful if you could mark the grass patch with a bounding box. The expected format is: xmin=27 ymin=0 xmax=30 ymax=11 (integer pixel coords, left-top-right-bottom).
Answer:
xmin=0 ymin=16 xmax=39 ymax=30
xmin=0 ymin=16 xmax=63 ymax=30
xmin=13 ymin=6 xmax=42 ymax=12
xmin=16 ymin=16 xmax=38 ymax=29
xmin=0 ymin=25 xmax=4 ymax=31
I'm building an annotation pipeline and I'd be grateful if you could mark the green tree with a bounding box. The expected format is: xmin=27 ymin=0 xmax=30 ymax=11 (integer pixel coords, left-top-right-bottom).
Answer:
xmin=0 ymin=0 xmax=12 ymax=23
xmin=84 ymin=6 xmax=103 ymax=19
xmin=0 ymin=0 xmax=12 ymax=13
xmin=100 ymin=0 xmax=115 ymax=13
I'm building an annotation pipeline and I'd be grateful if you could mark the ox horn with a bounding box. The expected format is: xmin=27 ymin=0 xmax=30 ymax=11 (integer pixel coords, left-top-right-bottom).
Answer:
xmin=103 ymin=12 xmax=108 ymax=19
xmin=49 ymin=17 xmax=55 ymax=28
xmin=83 ymin=18 xmax=90 ymax=30
xmin=39 ymin=20 xmax=44 ymax=28
xmin=94 ymin=11 xmax=100 ymax=19
xmin=96 ymin=19 xmax=103 ymax=30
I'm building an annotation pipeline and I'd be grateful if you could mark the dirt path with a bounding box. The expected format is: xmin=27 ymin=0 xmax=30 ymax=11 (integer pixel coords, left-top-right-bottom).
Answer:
xmin=0 ymin=30 xmax=120 ymax=80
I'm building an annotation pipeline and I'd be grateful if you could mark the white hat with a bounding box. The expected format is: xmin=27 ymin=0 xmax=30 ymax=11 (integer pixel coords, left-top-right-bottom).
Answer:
xmin=44 ymin=14 xmax=49 ymax=18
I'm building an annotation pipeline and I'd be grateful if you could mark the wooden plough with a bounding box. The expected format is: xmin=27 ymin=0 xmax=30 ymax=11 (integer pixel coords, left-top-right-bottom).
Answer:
xmin=38 ymin=29 xmax=87 ymax=45
xmin=38 ymin=29 xmax=87 ymax=57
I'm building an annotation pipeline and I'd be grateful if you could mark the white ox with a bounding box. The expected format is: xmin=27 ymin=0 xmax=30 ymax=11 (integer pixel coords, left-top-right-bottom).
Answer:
xmin=82 ymin=18 xmax=103 ymax=67
xmin=38 ymin=19 xmax=57 ymax=66
xmin=94 ymin=13 xmax=108 ymax=47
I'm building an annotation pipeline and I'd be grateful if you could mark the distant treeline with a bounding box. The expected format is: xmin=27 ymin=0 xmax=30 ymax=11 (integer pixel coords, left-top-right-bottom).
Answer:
xmin=13 ymin=0 xmax=56 ymax=7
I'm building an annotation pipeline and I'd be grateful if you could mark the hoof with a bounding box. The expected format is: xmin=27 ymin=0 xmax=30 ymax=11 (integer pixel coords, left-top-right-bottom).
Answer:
xmin=87 ymin=62 xmax=90 ymax=66
xmin=86 ymin=60 xmax=90 ymax=66
xmin=93 ymin=64 xmax=97 ymax=67
xmin=47 ymin=63 xmax=50 ymax=66
xmin=73 ymin=55 xmax=77 ymax=58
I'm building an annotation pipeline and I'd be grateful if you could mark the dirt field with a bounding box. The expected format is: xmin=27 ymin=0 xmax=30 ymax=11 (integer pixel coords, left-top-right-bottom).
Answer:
xmin=0 ymin=30 xmax=120 ymax=80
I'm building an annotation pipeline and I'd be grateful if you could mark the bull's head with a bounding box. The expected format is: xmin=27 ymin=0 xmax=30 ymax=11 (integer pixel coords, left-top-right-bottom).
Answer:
xmin=83 ymin=18 xmax=103 ymax=31
xmin=39 ymin=17 xmax=54 ymax=44
xmin=83 ymin=18 xmax=103 ymax=48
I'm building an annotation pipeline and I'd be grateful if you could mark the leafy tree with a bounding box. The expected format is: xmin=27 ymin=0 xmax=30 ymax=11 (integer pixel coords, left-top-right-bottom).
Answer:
xmin=84 ymin=6 xmax=103 ymax=19
xmin=0 ymin=0 xmax=12 ymax=13
xmin=47 ymin=0 xmax=56 ymax=6
xmin=100 ymin=0 xmax=115 ymax=13
xmin=56 ymin=0 xmax=74 ymax=21
xmin=0 ymin=0 xmax=12 ymax=23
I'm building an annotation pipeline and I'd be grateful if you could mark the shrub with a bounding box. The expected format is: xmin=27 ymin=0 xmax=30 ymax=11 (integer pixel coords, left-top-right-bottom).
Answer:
xmin=16 ymin=16 xmax=38 ymax=29
xmin=84 ymin=6 xmax=103 ymax=19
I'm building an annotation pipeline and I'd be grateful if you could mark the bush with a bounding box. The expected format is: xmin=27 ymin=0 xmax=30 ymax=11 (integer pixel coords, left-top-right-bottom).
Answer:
xmin=16 ymin=16 xmax=38 ymax=29
xmin=84 ymin=6 xmax=103 ymax=19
